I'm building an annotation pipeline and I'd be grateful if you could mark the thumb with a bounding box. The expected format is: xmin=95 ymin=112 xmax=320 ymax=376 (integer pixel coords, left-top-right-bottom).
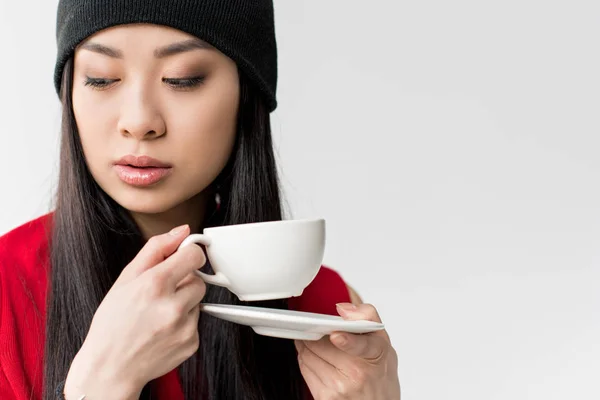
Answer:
xmin=336 ymin=303 xmax=390 ymax=341
xmin=115 ymin=224 xmax=190 ymax=286
xmin=335 ymin=303 xmax=382 ymax=323
xmin=331 ymin=303 xmax=391 ymax=362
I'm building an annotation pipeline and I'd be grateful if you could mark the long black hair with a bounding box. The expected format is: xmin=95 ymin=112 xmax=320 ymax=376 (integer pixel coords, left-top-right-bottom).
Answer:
xmin=42 ymin=57 xmax=306 ymax=400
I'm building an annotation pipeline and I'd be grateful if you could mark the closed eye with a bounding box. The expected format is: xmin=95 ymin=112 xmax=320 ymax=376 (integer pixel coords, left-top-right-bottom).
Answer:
xmin=84 ymin=77 xmax=119 ymax=89
xmin=163 ymin=77 xmax=206 ymax=90
xmin=82 ymin=76 xmax=206 ymax=91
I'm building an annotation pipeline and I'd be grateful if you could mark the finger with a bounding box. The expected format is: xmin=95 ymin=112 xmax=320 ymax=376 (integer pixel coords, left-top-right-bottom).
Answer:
xmin=174 ymin=275 xmax=207 ymax=313
xmin=298 ymin=355 xmax=333 ymax=399
xmin=296 ymin=341 xmax=325 ymax=386
xmin=181 ymin=303 xmax=201 ymax=332
xmin=116 ymin=225 xmax=190 ymax=285
xmin=189 ymin=303 xmax=201 ymax=323
xmin=300 ymin=336 xmax=351 ymax=371
xmin=154 ymin=242 xmax=207 ymax=291
xmin=336 ymin=303 xmax=382 ymax=323
xmin=175 ymin=305 xmax=201 ymax=359
xmin=336 ymin=303 xmax=390 ymax=341
xmin=330 ymin=331 xmax=389 ymax=363
xmin=295 ymin=340 xmax=345 ymax=389
xmin=175 ymin=272 xmax=197 ymax=291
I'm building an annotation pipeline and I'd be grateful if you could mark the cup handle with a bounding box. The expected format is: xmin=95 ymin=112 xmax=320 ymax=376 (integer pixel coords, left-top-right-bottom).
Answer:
xmin=178 ymin=234 xmax=231 ymax=288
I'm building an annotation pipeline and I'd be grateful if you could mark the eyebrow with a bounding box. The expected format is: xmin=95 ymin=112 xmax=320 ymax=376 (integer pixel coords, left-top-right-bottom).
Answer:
xmin=79 ymin=38 xmax=213 ymax=59
xmin=79 ymin=42 xmax=123 ymax=58
xmin=154 ymin=39 xmax=213 ymax=58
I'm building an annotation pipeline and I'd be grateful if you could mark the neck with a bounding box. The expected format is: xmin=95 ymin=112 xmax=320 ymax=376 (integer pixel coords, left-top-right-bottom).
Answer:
xmin=130 ymin=192 xmax=209 ymax=240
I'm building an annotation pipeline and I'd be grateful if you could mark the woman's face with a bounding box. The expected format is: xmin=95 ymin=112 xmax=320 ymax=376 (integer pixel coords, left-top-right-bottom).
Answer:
xmin=72 ymin=24 xmax=239 ymax=221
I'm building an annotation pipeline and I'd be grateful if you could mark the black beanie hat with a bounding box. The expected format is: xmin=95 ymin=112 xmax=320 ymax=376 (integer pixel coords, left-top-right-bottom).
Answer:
xmin=54 ymin=0 xmax=278 ymax=111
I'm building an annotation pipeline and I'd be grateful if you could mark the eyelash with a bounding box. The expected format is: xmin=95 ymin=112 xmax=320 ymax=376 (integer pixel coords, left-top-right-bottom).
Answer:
xmin=84 ymin=77 xmax=116 ymax=89
xmin=163 ymin=77 xmax=205 ymax=89
xmin=83 ymin=76 xmax=206 ymax=90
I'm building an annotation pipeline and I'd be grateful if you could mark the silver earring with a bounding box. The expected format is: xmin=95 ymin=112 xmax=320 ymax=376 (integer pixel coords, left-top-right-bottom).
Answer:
xmin=215 ymin=192 xmax=221 ymax=211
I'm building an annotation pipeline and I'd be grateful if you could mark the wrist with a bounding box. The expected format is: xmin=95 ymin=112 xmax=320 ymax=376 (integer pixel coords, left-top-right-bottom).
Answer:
xmin=65 ymin=349 xmax=142 ymax=400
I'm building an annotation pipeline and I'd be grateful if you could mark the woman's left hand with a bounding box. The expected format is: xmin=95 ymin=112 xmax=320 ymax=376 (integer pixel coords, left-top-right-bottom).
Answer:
xmin=295 ymin=303 xmax=400 ymax=400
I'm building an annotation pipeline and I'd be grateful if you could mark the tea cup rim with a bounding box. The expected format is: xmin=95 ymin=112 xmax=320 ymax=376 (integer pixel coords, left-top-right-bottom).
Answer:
xmin=203 ymin=218 xmax=325 ymax=233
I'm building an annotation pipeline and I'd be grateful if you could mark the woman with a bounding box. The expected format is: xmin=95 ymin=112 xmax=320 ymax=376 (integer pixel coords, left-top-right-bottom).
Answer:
xmin=0 ymin=0 xmax=400 ymax=399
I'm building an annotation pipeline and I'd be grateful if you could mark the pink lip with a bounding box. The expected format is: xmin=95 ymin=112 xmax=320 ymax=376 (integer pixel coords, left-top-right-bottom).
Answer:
xmin=115 ymin=155 xmax=172 ymax=168
xmin=113 ymin=155 xmax=173 ymax=187
xmin=114 ymin=165 xmax=172 ymax=186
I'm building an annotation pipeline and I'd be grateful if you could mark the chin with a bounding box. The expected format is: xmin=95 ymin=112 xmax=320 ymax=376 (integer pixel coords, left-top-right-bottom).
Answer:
xmin=110 ymin=188 xmax=185 ymax=215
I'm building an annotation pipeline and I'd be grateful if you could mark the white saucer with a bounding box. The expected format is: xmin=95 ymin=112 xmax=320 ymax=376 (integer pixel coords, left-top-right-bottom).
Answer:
xmin=199 ymin=303 xmax=385 ymax=341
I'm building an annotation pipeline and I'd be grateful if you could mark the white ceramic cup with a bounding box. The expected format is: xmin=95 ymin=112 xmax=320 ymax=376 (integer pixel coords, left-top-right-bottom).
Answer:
xmin=177 ymin=218 xmax=326 ymax=301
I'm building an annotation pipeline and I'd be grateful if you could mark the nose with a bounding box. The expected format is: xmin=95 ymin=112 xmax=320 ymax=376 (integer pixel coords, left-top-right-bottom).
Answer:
xmin=118 ymin=90 xmax=166 ymax=140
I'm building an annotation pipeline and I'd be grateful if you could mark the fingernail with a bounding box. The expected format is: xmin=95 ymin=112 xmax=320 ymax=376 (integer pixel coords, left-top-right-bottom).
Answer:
xmin=169 ymin=224 xmax=188 ymax=236
xmin=336 ymin=303 xmax=357 ymax=312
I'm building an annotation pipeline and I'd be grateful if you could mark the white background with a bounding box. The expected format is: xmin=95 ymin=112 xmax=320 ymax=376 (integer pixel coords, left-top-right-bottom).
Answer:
xmin=1 ymin=1 xmax=599 ymax=399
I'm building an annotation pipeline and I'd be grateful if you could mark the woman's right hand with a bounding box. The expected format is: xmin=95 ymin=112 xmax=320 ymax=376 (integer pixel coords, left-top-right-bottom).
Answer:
xmin=63 ymin=224 xmax=207 ymax=400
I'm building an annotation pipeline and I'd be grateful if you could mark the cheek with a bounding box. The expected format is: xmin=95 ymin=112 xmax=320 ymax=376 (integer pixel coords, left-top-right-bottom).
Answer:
xmin=72 ymin=89 xmax=116 ymax=167
xmin=169 ymin=93 xmax=239 ymax=179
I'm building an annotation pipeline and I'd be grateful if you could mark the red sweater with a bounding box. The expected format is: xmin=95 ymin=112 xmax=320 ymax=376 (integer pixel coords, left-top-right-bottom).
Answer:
xmin=0 ymin=214 xmax=350 ymax=399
